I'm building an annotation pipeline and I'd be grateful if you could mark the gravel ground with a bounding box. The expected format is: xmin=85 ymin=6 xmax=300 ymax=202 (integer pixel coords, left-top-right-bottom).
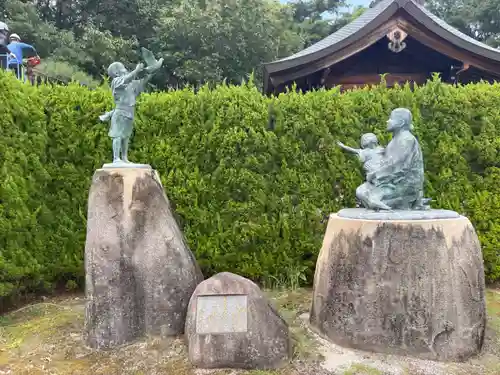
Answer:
xmin=0 ymin=289 xmax=498 ymax=375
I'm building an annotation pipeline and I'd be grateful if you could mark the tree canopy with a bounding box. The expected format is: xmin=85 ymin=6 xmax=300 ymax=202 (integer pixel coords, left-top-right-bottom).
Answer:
xmin=3 ymin=0 xmax=354 ymax=87
xmin=427 ymin=0 xmax=500 ymax=47
xmin=2 ymin=0 xmax=500 ymax=88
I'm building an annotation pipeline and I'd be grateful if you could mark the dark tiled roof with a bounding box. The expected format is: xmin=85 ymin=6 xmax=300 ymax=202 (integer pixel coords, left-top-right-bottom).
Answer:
xmin=264 ymin=0 xmax=500 ymax=74
xmin=275 ymin=0 xmax=395 ymax=63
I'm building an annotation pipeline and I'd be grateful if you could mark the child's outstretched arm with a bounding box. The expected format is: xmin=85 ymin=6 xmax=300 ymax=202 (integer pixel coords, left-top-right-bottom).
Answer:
xmin=337 ymin=141 xmax=360 ymax=155
xmin=99 ymin=110 xmax=114 ymax=122
xmin=122 ymin=63 xmax=144 ymax=84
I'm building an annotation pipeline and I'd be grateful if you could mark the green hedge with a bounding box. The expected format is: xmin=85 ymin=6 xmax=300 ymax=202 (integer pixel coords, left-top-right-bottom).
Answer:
xmin=1 ymin=70 xmax=500 ymax=302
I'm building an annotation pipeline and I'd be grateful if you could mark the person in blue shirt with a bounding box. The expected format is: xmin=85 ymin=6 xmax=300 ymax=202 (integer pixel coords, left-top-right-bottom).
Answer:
xmin=7 ymin=33 xmax=38 ymax=79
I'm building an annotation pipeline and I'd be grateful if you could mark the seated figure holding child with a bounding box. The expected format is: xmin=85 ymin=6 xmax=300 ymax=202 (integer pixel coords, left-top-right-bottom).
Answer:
xmin=338 ymin=108 xmax=430 ymax=211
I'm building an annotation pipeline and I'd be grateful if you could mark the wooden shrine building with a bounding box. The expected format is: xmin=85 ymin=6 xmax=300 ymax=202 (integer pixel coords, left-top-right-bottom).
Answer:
xmin=263 ymin=0 xmax=500 ymax=94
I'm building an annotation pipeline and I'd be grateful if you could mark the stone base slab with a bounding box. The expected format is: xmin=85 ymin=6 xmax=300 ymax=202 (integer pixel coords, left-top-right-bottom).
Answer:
xmin=337 ymin=208 xmax=460 ymax=220
xmin=102 ymin=161 xmax=151 ymax=169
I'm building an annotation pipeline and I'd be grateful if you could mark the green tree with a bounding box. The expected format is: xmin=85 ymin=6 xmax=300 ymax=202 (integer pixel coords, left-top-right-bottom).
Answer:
xmin=427 ymin=0 xmax=500 ymax=47
xmin=331 ymin=5 xmax=366 ymax=32
xmin=75 ymin=0 xmax=167 ymax=42
xmin=289 ymin=0 xmax=346 ymax=46
xmin=152 ymin=0 xmax=304 ymax=88
xmin=5 ymin=0 xmax=136 ymax=80
xmin=4 ymin=0 xmax=364 ymax=88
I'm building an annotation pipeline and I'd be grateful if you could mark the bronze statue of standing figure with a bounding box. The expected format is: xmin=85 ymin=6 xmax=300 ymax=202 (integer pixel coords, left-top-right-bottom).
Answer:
xmin=99 ymin=48 xmax=163 ymax=167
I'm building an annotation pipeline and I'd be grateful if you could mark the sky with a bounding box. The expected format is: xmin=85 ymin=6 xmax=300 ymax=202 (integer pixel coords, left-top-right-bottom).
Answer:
xmin=280 ymin=0 xmax=372 ymax=12
xmin=347 ymin=0 xmax=371 ymax=7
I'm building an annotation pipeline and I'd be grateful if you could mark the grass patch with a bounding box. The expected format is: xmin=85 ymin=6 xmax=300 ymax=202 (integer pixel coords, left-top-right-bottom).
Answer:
xmin=1 ymin=289 xmax=499 ymax=375
xmin=265 ymin=288 xmax=322 ymax=361
xmin=0 ymin=303 xmax=81 ymax=350
xmin=290 ymin=323 xmax=322 ymax=360
xmin=241 ymin=365 xmax=300 ymax=375
xmin=342 ymin=363 xmax=384 ymax=375
xmin=160 ymin=357 xmax=194 ymax=374
xmin=266 ymin=288 xmax=312 ymax=313
xmin=483 ymin=290 xmax=500 ymax=375
xmin=486 ymin=290 xmax=500 ymax=332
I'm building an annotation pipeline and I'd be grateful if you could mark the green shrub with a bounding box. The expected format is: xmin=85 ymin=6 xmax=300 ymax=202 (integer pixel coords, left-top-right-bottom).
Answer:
xmin=35 ymin=59 xmax=100 ymax=87
xmin=1 ymin=71 xmax=499 ymax=303
xmin=0 ymin=72 xmax=51 ymax=298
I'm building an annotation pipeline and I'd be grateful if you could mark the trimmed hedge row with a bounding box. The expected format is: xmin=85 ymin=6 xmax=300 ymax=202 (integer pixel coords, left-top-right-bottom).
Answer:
xmin=1 ymin=71 xmax=499 ymax=302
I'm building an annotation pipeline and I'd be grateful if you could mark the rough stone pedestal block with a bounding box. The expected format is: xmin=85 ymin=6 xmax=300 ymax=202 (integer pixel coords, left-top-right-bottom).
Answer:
xmin=84 ymin=168 xmax=203 ymax=350
xmin=310 ymin=212 xmax=486 ymax=362
xmin=185 ymin=272 xmax=291 ymax=369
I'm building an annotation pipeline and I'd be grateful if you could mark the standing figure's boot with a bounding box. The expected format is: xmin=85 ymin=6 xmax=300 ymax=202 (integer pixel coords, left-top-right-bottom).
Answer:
xmin=112 ymin=137 xmax=122 ymax=163
xmin=121 ymin=137 xmax=130 ymax=163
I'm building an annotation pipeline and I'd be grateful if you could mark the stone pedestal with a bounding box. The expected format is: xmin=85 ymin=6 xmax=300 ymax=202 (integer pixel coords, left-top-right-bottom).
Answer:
xmin=84 ymin=168 xmax=203 ymax=350
xmin=185 ymin=272 xmax=291 ymax=369
xmin=310 ymin=210 xmax=486 ymax=362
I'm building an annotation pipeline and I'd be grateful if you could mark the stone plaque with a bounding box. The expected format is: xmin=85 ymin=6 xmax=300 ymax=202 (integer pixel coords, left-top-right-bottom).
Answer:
xmin=195 ymin=294 xmax=248 ymax=334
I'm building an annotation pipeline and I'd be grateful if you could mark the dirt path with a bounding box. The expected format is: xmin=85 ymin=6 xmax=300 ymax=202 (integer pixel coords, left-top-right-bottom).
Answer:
xmin=0 ymin=289 xmax=499 ymax=375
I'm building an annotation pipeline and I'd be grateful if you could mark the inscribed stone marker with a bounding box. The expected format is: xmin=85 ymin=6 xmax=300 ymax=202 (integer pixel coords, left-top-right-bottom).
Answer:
xmin=186 ymin=272 xmax=290 ymax=369
xmin=195 ymin=294 xmax=248 ymax=334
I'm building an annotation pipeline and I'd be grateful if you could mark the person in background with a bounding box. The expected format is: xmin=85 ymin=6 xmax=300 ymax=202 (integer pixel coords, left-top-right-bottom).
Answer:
xmin=0 ymin=22 xmax=10 ymax=70
xmin=7 ymin=33 xmax=38 ymax=79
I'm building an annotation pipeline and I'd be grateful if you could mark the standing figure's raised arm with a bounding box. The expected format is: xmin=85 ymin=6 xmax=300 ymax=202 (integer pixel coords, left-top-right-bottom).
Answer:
xmin=121 ymin=63 xmax=144 ymax=84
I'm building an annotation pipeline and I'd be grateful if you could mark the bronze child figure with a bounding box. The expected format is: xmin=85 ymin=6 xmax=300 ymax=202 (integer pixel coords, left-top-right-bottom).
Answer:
xmin=337 ymin=133 xmax=385 ymax=176
xmin=99 ymin=48 xmax=163 ymax=165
